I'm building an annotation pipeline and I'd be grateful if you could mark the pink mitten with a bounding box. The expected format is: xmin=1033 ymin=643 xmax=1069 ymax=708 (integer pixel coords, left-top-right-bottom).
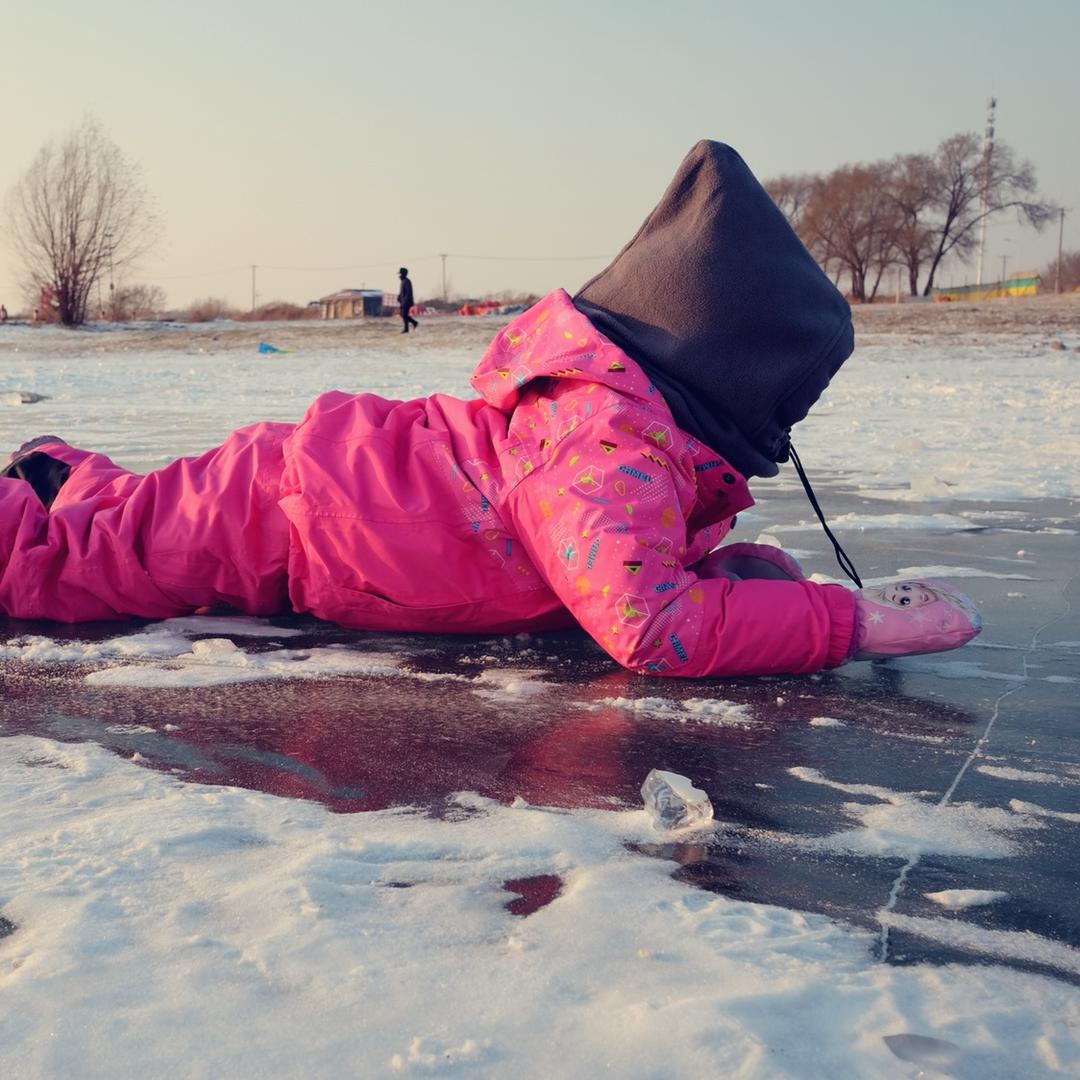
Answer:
xmin=852 ymin=580 xmax=981 ymax=660
xmin=695 ymin=542 xmax=807 ymax=582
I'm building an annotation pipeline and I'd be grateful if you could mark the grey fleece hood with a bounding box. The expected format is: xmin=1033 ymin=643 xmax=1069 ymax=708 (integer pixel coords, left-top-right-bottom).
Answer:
xmin=574 ymin=141 xmax=854 ymax=479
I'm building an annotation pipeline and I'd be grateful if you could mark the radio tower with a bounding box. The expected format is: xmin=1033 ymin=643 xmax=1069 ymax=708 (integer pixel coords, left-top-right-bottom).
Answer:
xmin=975 ymin=95 xmax=996 ymax=286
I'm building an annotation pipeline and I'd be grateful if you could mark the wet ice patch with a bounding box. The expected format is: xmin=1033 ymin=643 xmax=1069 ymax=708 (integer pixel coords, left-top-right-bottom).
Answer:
xmin=788 ymin=767 xmax=1041 ymax=858
xmin=924 ymin=889 xmax=1008 ymax=910
xmin=878 ymin=912 xmax=1080 ymax=978
xmin=155 ymin=616 xmax=305 ymax=638
xmin=877 ymin=658 xmax=1024 ymax=682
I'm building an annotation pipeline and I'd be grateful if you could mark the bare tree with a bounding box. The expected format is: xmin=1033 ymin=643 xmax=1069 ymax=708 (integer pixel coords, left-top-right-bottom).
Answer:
xmin=4 ymin=117 xmax=160 ymax=326
xmin=885 ymin=152 xmax=939 ymax=295
xmin=919 ymin=132 xmax=1055 ymax=295
xmin=766 ymin=131 xmax=1054 ymax=297
xmin=107 ymin=282 xmax=167 ymax=321
xmin=180 ymin=296 xmax=238 ymax=322
xmin=1040 ymin=249 xmax=1080 ymax=294
xmin=801 ymin=162 xmax=901 ymax=302
xmin=764 ymin=173 xmax=818 ymax=233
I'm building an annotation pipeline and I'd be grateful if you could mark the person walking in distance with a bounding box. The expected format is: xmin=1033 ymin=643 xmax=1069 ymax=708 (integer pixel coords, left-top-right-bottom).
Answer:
xmin=398 ymin=268 xmax=419 ymax=333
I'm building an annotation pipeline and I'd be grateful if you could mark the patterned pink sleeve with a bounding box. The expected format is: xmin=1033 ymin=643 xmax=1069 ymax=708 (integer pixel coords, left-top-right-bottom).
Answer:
xmin=504 ymin=403 xmax=856 ymax=677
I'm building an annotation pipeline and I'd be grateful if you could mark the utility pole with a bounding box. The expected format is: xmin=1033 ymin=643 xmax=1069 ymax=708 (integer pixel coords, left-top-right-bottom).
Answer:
xmin=1056 ymin=208 xmax=1066 ymax=295
xmin=251 ymin=265 xmax=257 ymax=312
xmin=975 ymin=95 xmax=996 ymax=287
xmin=1000 ymin=254 xmax=1008 ymax=284
xmin=439 ymin=253 xmax=448 ymax=303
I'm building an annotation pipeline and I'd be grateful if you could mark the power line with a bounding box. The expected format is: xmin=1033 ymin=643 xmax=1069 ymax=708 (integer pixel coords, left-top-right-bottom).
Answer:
xmin=145 ymin=265 xmax=249 ymax=281
xmin=259 ymin=255 xmax=436 ymax=273
xmin=447 ymin=252 xmax=612 ymax=262
xmin=141 ymin=251 xmax=614 ymax=284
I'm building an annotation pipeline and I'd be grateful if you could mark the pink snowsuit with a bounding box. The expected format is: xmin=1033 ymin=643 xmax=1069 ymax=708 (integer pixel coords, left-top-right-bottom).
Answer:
xmin=0 ymin=291 xmax=855 ymax=676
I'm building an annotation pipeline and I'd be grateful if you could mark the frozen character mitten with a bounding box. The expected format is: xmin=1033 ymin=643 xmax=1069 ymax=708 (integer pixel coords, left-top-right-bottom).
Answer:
xmin=851 ymin=580 xmax=981 ymax=661
xmin=694 ymin=542 xmax=807 ymax=582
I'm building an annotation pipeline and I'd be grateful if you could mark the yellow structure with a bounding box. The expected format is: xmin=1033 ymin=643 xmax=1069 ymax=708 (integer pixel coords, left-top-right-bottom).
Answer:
xmin=933 ymin=271 xmax=1039 ymax=302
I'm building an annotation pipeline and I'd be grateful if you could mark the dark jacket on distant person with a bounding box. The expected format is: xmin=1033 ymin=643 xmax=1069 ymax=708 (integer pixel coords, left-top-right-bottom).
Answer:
xmin=397 ymin=276 xmax=415 ymax=314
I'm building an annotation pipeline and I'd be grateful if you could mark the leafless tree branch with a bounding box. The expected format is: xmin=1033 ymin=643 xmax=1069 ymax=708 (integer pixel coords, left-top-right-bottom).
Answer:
xmin=3 ymin=116 xmax=161 ymax=326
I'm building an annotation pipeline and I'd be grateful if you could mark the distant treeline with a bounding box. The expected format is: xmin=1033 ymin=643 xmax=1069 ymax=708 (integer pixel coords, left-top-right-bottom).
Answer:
xmin=765 ymin=132 xmax=1056 ymax=301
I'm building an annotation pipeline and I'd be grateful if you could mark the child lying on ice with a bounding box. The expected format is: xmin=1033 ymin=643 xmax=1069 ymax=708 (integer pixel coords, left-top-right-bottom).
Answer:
xmin=0 ymin=142 xmax=980 ymax=677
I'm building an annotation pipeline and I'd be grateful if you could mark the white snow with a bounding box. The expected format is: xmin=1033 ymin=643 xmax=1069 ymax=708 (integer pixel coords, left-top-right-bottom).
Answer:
xmin=0 ymin=617 xmax=302 ymax=664
xmin=787 ymin=767 xmax=1043 ymax=859
xmin=579 ymin=697 xmax=755 ymax=726
xmin=977 ymin=764 xmax=1070 ymax=785
xmin=799 ymin=340 xmax=1080 ymax=501
xmin=3 ymin=737 xmax=1078 ymax=1077
xmin=83 ymin=640 xmax=407 ymax=688
xmin=809 ymin=716 xmax=845 ymax=727
xmin=924 ymin=889 xmax=1009 ymax=910
xmin=767 ymin=512 xmax=977 ymax=534
xmin=3 ymin=329 xmax=1078 ymax=500
xmin=470 ymin=668 xmax=552 ymax=702
xmin=1009 ymin=799 xmax=1080 ymax=824
xmin=3 ymin=322 xmax=1080 ymax=1074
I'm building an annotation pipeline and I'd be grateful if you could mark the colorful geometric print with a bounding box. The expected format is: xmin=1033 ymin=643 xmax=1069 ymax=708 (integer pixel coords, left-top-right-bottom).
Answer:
xmin=464 ymin=288 xmax=756 ymax=674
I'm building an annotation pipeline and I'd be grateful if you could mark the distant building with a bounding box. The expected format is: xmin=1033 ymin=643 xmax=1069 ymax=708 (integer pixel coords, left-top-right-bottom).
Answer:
xmin=319 ymin=289 xmax=391 ymax=319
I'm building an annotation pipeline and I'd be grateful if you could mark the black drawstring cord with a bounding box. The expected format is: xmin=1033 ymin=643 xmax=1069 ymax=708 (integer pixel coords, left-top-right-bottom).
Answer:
xmin=788 ymin=443 xmax=863 ymax=589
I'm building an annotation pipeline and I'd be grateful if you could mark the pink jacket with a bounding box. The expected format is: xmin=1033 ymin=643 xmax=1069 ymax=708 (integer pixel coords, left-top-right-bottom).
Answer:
xmin=0 ymin=291 xmax=855 ymax=676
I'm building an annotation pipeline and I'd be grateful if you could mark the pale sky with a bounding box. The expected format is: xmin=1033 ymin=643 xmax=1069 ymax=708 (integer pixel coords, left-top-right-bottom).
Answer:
xmin=1 ymin=0 xmax=1077 ymax=311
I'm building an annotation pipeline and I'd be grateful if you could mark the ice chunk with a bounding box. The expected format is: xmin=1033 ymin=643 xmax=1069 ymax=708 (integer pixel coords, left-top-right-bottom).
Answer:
xmin=641 ymin=769 xmax=714 ymax=831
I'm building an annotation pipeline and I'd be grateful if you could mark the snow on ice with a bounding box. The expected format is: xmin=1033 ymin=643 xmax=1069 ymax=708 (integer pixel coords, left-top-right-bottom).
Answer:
xmin=2 ymin=737 xmax=1079 ymax=1076
xmin=2 ymin=321 xmax=1079 ymax=1075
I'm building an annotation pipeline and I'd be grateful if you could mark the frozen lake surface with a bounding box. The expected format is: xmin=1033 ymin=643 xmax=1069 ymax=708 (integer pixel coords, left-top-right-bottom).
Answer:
xmin=2 ymin=313 xmax=1079 ymax=1077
